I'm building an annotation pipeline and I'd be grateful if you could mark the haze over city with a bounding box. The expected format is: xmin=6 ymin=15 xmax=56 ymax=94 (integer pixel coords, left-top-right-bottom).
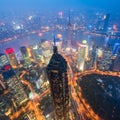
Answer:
xmin=0 ymin=0 xmax=120 ymax=11
xmin=0 ymin=0 xmax=120 ymax=120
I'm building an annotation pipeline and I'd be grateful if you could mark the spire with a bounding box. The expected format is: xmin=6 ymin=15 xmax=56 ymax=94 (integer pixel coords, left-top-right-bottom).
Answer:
xmin=67 ymin=11 xmax=72 ymax=48
xmin=53 ymin=36 xmax=58 ymax=54
xmin=54 ymin=35 xmax=56 ymax=46
xmin=68 ymin=11 xmax=71 ymax=26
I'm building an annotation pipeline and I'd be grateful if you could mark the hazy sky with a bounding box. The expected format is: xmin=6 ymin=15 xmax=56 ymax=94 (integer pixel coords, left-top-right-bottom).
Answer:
xmin=0 ymin=0 xmax=120 ymax=12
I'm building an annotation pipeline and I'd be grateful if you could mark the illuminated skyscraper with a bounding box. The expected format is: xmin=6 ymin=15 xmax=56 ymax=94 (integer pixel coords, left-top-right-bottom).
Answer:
xmin=77 ymin=44 xmax=88 ymax=71
xmin=90 ymin=46 xmax=98 ymax=68
xmin=97 ymin=50 xmax=112 ymax=71
xmin=1 ymin=55 xmax=28 ymax=108
xmin=47 ymin=39 xmax=69 ymax=120
xmin=20 ymin=46 xmax=31 ymax=67
xmin=5 ymin=48 xmax=18 ymax=68
xmin=103 ymin=14 xmax=110 ymax=32
xmin=31 ymin=45 xmax=40 ymax=61
xmin=0 ymin=53 xmax=9 ymax=69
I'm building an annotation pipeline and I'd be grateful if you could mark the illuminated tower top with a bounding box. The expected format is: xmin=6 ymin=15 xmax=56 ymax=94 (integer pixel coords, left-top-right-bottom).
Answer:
xmin=5 ymin=48 xmax=18 ymax=68
xmin=5 ymin=48 xmax=14 ymax=55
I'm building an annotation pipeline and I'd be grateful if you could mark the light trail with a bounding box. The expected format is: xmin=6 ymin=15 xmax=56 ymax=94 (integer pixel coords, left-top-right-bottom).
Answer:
xmin=63 ymin=54 xmax=112 ymax=120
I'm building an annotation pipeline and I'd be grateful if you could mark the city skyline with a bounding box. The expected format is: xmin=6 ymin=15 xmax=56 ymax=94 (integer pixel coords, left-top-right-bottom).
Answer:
xmin=0 ymin=1 xmax=120 ymax=120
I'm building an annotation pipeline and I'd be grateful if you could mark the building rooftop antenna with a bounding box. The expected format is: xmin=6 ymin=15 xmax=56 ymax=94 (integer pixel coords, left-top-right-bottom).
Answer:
xmin=53 ymin=36 xmax=58 ymax=54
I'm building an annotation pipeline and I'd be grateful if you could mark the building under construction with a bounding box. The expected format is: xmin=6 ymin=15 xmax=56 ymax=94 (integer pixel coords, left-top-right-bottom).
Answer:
xmin=47 ymin=41 xmax=69 ymax=120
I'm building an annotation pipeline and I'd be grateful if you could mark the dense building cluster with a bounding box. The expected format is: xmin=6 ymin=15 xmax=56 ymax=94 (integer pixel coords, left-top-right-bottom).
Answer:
xmin=0 ymin=7 xmax=120 ymax=120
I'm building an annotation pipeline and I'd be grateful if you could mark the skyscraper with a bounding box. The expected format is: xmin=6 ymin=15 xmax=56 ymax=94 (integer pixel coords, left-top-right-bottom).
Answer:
xmin=112 ymin=43 xmax=120 ymax=55
xmin=31 ymin=45 xmax=40 ymax=61
xmin=90 ymin=45 xmax=98 ymax=68
xmin=103 ymin=14 xmax=110 ymax=32
xmin=20 ymin=46 xmax=31 ymax=67
xmin=77 ymin=44 xmax=88 ymax=71
xmin=47 ymin=40 xmax=69 ymax=120
xmin=0 ymin=53 xmax=9 ymax=69
xmin=5 ymin=48 xmax=18 ymax=68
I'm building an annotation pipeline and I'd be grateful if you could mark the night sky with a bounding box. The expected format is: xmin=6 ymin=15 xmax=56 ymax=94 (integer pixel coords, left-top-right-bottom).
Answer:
xmin=0 ymin=0 xmax=119 ymax=12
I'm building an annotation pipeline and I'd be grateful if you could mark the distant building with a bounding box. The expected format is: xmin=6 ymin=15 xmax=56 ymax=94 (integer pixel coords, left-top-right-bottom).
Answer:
xmin=67 ymin=13 xmax=72 ymax=48
xmin=113 ymin=48 xmax=120 ymax=71
xmin=20 ymin=46 xmax=31 ymax=67
xmin=77 ymin=44 xmax=88 ymax=71
xmin=31 ymin=45 xmax=41 ymax=61
xmin=97 ymin=50 xmax=112 ymax=71
xmin=5 ymin=48 xmax=18 ymax=68
xmin=90 ymin=46 xmax=98 ymax=68
xmin=47 ymin=43 xmax=69 ymax=120
xmin=103 ymin=14 xmax=110 ymax=32
xmin=112 ymin=43 xmax=120 ymax=55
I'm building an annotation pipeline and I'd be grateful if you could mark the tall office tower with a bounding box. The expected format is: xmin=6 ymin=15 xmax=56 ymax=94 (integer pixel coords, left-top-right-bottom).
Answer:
xmin=57 ymin=12 xmax=65 ymax=27
xmin=104 ymin=35 xmax=110 ymax=47
xmin=47 ymin=41 xmax=69 ymax=120
xmin=97 ymin=50 xmax=112 ymax=71
xmin=96 ymin=20 xmax=101 ymax=31
xmin=20 ymin=46 xmax=31 ymax=67
xmin=1 ymin=56 xmax=28 ymax=108
xmin=112 ymin=43 xmax=120 ymax=55
xmin=87 ymin=35 xmax=91 ymax=46
xmin=90 ymin=46 xmax=98 ymax=68
xmin=31 ymin=45 xmax=40 ymax=61
xmin=103 ymin=14 xmax=110 ymax=32
xmin=67 ymin=13 xmax=72 ymax=48
xmin=77 ymin=44 xmax=88 ymax=71
xmin=113 ymin=48 xmax=120 ymax=71
xmin=5 ymin=48 xmax=18 ymax=68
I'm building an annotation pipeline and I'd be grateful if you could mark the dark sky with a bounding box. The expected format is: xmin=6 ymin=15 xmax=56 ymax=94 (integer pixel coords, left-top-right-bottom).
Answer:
xmin=0 ymin=0 xmax=119 ymax=12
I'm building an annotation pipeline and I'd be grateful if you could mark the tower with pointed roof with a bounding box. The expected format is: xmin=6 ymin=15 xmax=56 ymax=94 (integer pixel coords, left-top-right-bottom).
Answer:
xmin=47 ymin=37 xmax=69 ymax=120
